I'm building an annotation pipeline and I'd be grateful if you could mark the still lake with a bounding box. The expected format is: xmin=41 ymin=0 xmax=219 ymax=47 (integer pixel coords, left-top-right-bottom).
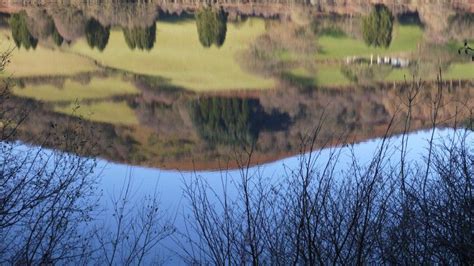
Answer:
xmin=0 ymin=1 xmax=473 ymax=264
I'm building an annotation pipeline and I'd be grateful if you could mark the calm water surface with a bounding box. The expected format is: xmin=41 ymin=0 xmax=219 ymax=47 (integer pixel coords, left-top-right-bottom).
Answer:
xmin=0 ymin=2 xmax=473 ymax=263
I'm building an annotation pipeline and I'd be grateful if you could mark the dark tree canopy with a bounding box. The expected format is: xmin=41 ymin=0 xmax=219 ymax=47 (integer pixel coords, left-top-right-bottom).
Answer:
xmin=190 ymin=97 xmax=261 ymax=145
xmin=195 ymin=7 xmax=227 ymax=48
xmin=122 ymin=23 xmax=156 ymax=51
xmin=362 ymin=4 xmax=394 ymax=48
xmin=51 ymin=24 xmax=64 ymax=47
xmin=85 ymin=18 xmax=110 ymax=51
xmin=9 ymin=11 xmax=38 ymax=50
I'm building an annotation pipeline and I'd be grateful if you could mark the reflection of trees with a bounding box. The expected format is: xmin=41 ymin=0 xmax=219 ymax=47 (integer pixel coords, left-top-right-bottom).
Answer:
xmin=447 ymin=13 xmax=474 ymax=41
xmin=190 ymin=97 xmax=260 ymax=145
xmin=362 ymin=4 xmax=393 ymax=48
xmin=1 ymin=54 xmax=173 ymax=263
xmin=195 ymin=7 xmax=227 ymax=48
xmin=9 ymin=11 xmax=38 ymax=50
xmin=181 ymin=77 xmax=474 ymax=264
xmin=182 ymin=128 xmax=473 ymax=264
xmin=0 ymin=73 xmax=98 ymax=263
xmin=7 ymin=10 xmax=64 ymax=48
xmin=51 ymin=24 xmax=64 ymax=46
xmin=122 ymin=23 xmax=156 ymax=51
xmin=238 ymin=21 xmax=317 ymax=79
xmin=85 ymin=18 xmax=110 ymax=51
xmin=190 ymin=97 xmax=290 ymax=146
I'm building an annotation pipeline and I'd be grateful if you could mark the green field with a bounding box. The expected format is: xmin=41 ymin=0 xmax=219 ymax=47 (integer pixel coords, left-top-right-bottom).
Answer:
xmin=317 ymin=24 xmax=424 ymax=60
xmin=444 ymin=63 xmax=474 ymax=80
xmin=68 ymin=19 xmax=275 ymax=91
xmin=288 ymin=62 xmax=474 ymax=88
xmin=54 ymin=101 xmax=138 ymax=126
xmin=0 ymin=30 xmax=98 ymax=77
xmin=287 ymin=66 xmax=350 ymax=87
xmin=13 ymin=76 xmax=139 ymax=102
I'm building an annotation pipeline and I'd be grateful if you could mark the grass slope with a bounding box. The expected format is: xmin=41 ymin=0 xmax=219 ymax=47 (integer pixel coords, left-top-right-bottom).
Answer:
xmin=54 ymin=101 xmax=138 ymax=126
xmin=13 ymin=76 xmax=139 ymax=102
xmin=0 ymin=30 xmax=98 ymax=77
xmin=68 ymin=19 xmax=275 ymax=91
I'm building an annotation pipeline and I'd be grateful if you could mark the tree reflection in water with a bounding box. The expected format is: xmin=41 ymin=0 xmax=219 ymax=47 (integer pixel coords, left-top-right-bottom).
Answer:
xmin=362 ymin=4 xmax=394 ymax=48
xmin=122 ymin=23 xmax=157 ymax=51
xmin=85 ymin=18 xmax=110 ymax=51
xmin=0 ymin=5 xmax=473 ymax=264
xmin=9 ymin=11 xmax=38 ymax=50
xmin=0 ymin=58 xmax=174 ymax=264
xmin=195 ymin=7 xmax=228 ymax=48
xmin=190 ymin=97 xmax=291 ymax=146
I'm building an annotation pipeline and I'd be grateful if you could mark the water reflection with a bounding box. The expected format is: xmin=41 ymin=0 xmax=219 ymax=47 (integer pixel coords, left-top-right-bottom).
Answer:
xmin=362 ymin=4 xmax=393 ymax=48
xmin=190 ymin=97 xmax=290 ymax=145
xmin=195 ymin=7 xmax=227 ymax=48
xmin=9 ymin=11 xmax=38 ymax=50
xmin=0 ymin=2 xmax=472 ymax=171
xmin=85 ymin=18 xmax=110 ymax=51
xmin=0 ymin=2 xmax=473 ymax=264
xmin=6 ymin=72 xmax=473 ymax=170
xmin=122 ymin=23 xmax=156 ymax=50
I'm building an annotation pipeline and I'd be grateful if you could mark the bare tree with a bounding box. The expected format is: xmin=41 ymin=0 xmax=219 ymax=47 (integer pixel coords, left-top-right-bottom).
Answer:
xmin=179 ymin=71 xmax=473 ymax=264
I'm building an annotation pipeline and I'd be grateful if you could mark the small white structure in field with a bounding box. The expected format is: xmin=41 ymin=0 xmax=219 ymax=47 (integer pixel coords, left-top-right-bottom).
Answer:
xmin=400 ymin=59 xmax=410 ymax=67
xmin=391 ymin=58 xmax=400 ymax=67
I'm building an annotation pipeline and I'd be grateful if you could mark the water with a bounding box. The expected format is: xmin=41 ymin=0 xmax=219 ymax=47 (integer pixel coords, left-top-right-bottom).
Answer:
xmin=0 ymin=2 xmax=473 ymax=264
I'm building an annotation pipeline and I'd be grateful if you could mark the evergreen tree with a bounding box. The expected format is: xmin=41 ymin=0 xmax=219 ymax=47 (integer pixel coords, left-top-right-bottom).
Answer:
xmin=362 ymin=4 xmax=394 ymax=48
xmin=9 ymin=11 xmax=38 ymax=50
xmin=190 ymin=97 xmax=262 ymax=145
xmin=85 ymin=18 xmax=110 ymax=51
xmin=195 ymin=7 xmax=227 ymax=48
xmin=122 ymin=23 xmax=156 ymax=51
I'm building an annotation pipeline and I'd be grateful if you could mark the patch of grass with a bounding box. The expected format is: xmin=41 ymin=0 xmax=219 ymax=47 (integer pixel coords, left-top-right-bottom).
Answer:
xmin=443 ymin=63 xmax=474 ymax=80
xmin=290 ymin=62 xmax=474 ymax=88
xmin=319 ymin=26 xmax=347 ymax=38
xmin=317 ymin=24 xmax=423 ymax=59
xmin=0 ymin=30 xmax=98 ymax=77
xmin=384 ymin=68 xmax=412 ymax=82
xmin=385 ymin=63 xmax=474 ymax=82
xmin=287 ymin=66 xmax=350 ymax=87
xmin=68 ymin=19 xmax=275 ymax=91
xmin=54 ymin=101 xmax=138 ymax=126
xmin=13 ymin=76 xmax=139 ymax=102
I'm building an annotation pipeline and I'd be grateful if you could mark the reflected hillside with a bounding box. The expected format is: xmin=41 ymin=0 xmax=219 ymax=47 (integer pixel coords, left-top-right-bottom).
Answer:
xmin=7 ymin=72 xmax=474 ymax=170
xmin=0 ymin=3 xmax=472 ymax=170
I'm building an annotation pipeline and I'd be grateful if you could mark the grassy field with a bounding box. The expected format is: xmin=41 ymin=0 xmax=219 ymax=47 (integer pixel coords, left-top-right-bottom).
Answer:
xmin=443 ymin=63 xmax=474 ymax=80
xmin=287 ymin=66 xmax=350 ymax=87
xmin=54 ymin=101 xmax=138 ymax=126
xmin=0 ymin=30 xmax=98 ymax=77
xmin=317 ymin=24 xmax=424 ymax=60
xmin=288 ymin=62 xmax=474 ymax=88
xmin=68 ymin=19 xmax=275 ymax=91
xmin=13 ymin=76 xmax=139 ymax=102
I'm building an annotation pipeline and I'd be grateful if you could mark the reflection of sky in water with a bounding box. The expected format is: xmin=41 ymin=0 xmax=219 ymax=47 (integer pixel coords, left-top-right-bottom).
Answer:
xmin=95 ymin=128 xmax=472 ymax=262
xmin=5 ymin=127 xmax=472 ymax=262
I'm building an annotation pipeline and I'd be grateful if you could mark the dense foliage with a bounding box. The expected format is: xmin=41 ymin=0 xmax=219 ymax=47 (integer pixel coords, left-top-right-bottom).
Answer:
xmin=85 ymin=18 xmax=110 ymax=51
xmin=122 ymin=23 xmax=156 ymax=51
xmin=362 ymin=4 xmax=393 ymax=48
xmin=195 ymin=7 xmax=227 ymax=48
xmin=190 ymin=97 xmax=261 ymax=145
xmin=9 ymin=12 xmax=38 ymax=50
